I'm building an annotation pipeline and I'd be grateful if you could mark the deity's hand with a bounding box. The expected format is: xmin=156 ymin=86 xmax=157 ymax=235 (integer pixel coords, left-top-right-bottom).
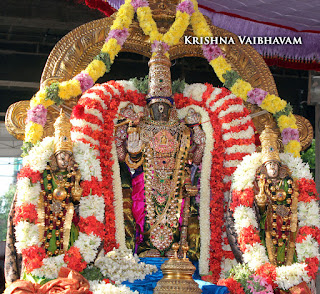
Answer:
xmin=127 ymin=131 xmax=143 ymax=155
xmin=256 ymin=175 xmax=267 ymax=210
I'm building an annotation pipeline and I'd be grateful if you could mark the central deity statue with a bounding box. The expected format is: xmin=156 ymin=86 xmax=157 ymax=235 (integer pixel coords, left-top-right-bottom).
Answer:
xmin=115 ymin=44 xmax=205 ymax=259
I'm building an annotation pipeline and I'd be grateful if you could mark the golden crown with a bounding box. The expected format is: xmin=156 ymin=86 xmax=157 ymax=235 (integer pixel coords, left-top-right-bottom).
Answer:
xmin=146 ymin=42 xmax=173 ymax=105
xmin=54 ymin=109 xmax=73 ymax=155
xmin=260 ymin=126 xmax=280 ymax=163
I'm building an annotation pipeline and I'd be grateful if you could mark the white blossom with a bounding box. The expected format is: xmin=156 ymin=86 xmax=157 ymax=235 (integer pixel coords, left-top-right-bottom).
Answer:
xmin=298 ymin=201 xmax=320 ymax=228
xmin=32 ymin=255 xmax=67 ymax=280
xmin=23 ymin=137 xmax=55 ymax=172
xmin=16 ymin=178 xmax=41 ymax=206
xmin=95 ymin=248 xmax=157 ymax=284
xmin=73 ymin=141 xmax=102 ymax=181
xmin=74 ymin=233 xmax=101 ymax=263
xmin=233 ymin=206 xmax=258 ymax=235
xmin=276 ymin=263 xmax=311 ymax=290
xmin=90 ymin=280 xmax=139 ymax=294
xmin=296 ymin=235 xmax=320 ymax=261
xmin=15 ymin=221 xmax=41 ymax=253
xmin=242 ymin=243 xmax=269 ymax=271
xmin=183 ymin=83 xmax=207 ymax=101
xmin=80 ymin=194 xmax=105 ymax=223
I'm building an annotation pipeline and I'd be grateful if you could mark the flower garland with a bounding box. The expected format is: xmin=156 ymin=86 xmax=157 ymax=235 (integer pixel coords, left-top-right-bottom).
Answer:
xmin=22 ymin=0 xmax=301 ymax=160
xmin=185 ymin=0 xmax=301 ymax=157
xmin=71 ymin=80 xmax=256 ymax=280
xmin=95 ymin=247 xmax=157 ymax=284
xmin=14 ymin=137 xmax=105 ymax=280
xmin=230 ymin=152 xmax=319 ymax=290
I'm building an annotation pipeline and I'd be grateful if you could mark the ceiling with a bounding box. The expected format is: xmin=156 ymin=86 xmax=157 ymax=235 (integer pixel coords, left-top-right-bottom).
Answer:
xmin=197 ymin=0 xmax=320 ymax=32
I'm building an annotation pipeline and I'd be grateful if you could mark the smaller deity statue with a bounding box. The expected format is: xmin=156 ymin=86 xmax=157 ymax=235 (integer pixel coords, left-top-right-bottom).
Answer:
xmin=5 ymin=110 xmax=83 ymax=283
xmin=254 ymin=127 xmax=298 ymax=266
xmin=39 ymin=110 xmax=83 ymax=257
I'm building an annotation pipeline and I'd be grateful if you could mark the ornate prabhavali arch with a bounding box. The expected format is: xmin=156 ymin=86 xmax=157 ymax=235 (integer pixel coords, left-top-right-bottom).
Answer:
xmin=5 ymin=0 xmax=315 ymax=286
xmin=5 ymin=0 xmax=313 ymax=147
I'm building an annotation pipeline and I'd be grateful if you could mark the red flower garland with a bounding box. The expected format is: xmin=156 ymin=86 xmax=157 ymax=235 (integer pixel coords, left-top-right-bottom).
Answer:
xmin=78 ymin=216 xmax=106 ymax=239
xmin=255 ymin=263 xmax=277 ymax=289
xmin=296 ymin=179 xmax=319 ymax=202
xmin=14 ymin=203 xmax=38 ymax=225
xmin=71 ymin=81 xmax=255 ymax=280
xmin=217 ymin=277 xmax=245 ymax=294
xmin=21 ymin=245 xmax=46 ymax=273
xmin=304 ymin=257 xmax=319 ymax=280
xmin=237 ymin=225 xmax=261 ymax=252
xmin=64 ymin=246 xmax=87 ymax=272
xmin=17 ymin=165 xmax=41 ymax=184
xmin=229 ymin=188 xmax=255 ymax=212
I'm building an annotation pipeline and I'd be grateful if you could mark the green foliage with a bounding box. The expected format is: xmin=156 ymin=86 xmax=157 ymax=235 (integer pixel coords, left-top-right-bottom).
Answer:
xmin=0 ymin=184 xmax=16 ymax=241
xmin=131 ymin=75 xmax=149 ymax=94
xmin=24 ymin=273 xmax=51 ymax=285
xmin=81 ymin=265 xmax=105 ymax=281
xmin=273 ymin=103 xmax=293 ymax=120
xmin=301 ymin=139 xmax=315 ymax=178
xmin=222 ymin=70 xmax=241 ymax=89
xmin=94 ymin=53 xmax=111 ymax=72
xmin=21 ymin=141 xmax=34 ymax=157
xmin=131 ymin=76 xmax=186 ymax=95
xmin=228 ymin=263 xmax=252 ymax=294
xmin=172 ymin=79 xmax=186 ymax=94
xmin=46 ymin=82 xmax=62 ymax=105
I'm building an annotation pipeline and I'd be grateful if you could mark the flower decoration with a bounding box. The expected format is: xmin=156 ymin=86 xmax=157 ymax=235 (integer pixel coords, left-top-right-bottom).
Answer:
xmin=26 ymin=104 xmax=47 ymax=127
xmin=230 ymin=152 xmax=319 ymax=290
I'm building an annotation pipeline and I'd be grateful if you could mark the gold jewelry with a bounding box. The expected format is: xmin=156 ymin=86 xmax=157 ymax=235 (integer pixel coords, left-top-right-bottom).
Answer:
xmin=54 ymin=109 xmax=73 ymax=155
xmin=260 ymin=126 xmax=280 ymax=163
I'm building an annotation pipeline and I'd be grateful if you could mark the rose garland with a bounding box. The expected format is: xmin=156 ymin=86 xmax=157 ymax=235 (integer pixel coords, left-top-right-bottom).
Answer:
xmin=14 ymin=137 xmax=105 ymax=280
xmin=230 ymin=152 xmax=319 ymax=290
xmin=23 ymin=0 xmax=301 ymax=159
xmin=71 ymin=80 xmax=256 ymax=280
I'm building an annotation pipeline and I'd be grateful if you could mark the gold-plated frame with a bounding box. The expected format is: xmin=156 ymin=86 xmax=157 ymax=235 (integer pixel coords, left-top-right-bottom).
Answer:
xmin=5 ymin=4 xmax=313 ymax=150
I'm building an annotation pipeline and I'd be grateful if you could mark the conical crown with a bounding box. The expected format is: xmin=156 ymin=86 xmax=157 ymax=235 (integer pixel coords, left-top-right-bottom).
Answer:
xmin=146 ymin=42 xmax=173 ymax=105
xmin=54 ymin=109 xmax=73 ymax=154
xmin=260 ymin=126 xmax=280 ymax=163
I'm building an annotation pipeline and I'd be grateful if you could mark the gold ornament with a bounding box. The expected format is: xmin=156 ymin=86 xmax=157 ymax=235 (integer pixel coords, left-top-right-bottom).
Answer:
xmin=146 ymin=42 xmax=173 ymax=106
xmin=54 ymin=109 xmax=73 ymax=155
xmin=154 ymin=243 xmax=201 ymax=294
xmin=260 ymin=126 xmax=280 ymax=163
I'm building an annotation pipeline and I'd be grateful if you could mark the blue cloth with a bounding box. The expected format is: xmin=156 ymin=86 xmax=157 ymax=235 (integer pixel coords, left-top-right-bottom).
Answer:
xmin=121 ymin=257 xmax=229 ymax=294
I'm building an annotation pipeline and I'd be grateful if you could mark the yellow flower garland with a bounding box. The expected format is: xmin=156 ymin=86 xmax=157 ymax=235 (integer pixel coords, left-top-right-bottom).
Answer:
xmin=230 ymin=79 xmax=252 ymax=101
xmin=260 ymin=94 xmax=287 ymax=114
xmin=24 ymin=0 xmax=302 ymax=158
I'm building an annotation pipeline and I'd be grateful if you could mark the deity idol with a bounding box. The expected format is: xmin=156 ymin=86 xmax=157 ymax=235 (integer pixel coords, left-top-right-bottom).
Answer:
xmin=5 ymin=111 xmax=83 ymax=283
xmin=254 ymin=127 xmax=298 ymax=266
xmin=115 ymin=43 xmax=205 ymax=259
xmin=227 ymin=127 xmax=299 ymax=266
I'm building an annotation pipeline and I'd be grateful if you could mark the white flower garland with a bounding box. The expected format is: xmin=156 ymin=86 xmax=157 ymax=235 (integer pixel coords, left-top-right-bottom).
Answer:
xmin=231 ymin=152 xmax=319 ymax=290
xmin=15 ymin=137 xmax=105 ymax=280
xmin=89 ymin=280 xmax=139 ymax=294
xmin=95 ymin=248 xmax=157 ymax=284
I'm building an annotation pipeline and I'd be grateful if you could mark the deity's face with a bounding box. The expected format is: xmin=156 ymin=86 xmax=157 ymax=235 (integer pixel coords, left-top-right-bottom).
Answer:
xmin=265 ymin=161 xmax=279 ymax=178
xmin=55 ymin=151 xmax=72 ymax=171
xmin=149 ymin=102 xmax=172 ymax=122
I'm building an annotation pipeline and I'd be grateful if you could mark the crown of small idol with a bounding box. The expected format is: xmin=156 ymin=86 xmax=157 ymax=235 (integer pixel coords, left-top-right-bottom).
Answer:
xmin=260 ymin=126 xmax=280 ymax=163
xmin=146 ymin=42 xmax=173 ymax=105
xmin=54 ymin=109 xmax=73 ymax=155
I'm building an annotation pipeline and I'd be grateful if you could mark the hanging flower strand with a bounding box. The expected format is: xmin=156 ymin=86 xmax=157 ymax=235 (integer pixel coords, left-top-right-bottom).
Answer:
xmin=24 ymin=0 xmax=301 ymax=159
xmin=187 ymin=0 xmax=301 ymax=157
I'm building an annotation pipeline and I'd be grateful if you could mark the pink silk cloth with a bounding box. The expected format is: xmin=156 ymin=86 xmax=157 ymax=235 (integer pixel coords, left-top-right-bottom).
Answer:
xmin=131 ymin=173 xmax=146 ymax=246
